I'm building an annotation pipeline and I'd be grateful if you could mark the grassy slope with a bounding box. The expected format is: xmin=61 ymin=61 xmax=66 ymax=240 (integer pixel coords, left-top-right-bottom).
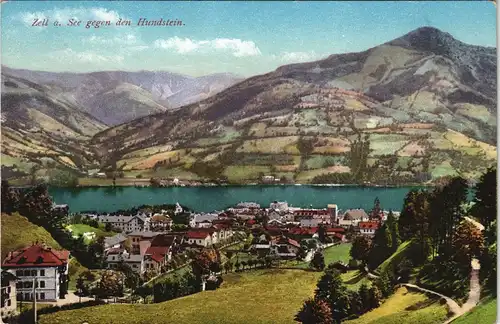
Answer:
xmin=40 ymin=269 xmax=321 ymax=324
xmin=1 ymin=212 xmax=61 ymax=255
xmin=374 ymin=240 xmax=412 ymax=275
xmin=291 ymin=243 xmax=352 ymax=269
xmin=345 ymin=287 xmax=449 ymax=324
xmin=451 ymin=298 xmax=497 ymax=324
xmin=1 ymin=212 xmax=89 ymax=290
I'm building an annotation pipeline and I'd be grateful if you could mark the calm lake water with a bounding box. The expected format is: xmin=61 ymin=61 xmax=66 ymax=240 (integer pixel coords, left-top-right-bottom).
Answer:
xmin=49 ymin=185 xmax=424 ymax=213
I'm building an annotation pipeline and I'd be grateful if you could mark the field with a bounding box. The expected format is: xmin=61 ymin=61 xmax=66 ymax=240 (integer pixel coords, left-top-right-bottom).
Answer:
xmin=236 ymin=136 xmax=300 ymax=154
xmin=290 ymin=243 xmax=352 ymax=269
xmin=1 ymin=212 xmax=61 ymax=254
xmin=345 ymin=287 xmax=449 ymax=324
xmin=223 ymin=165 xmax=271 ymax=182
xmin=39 ymin=269 xmax=322 ymax=324
xmin=368 ymin=134 xmax=409 ymax=156
xmin=66 ymin=224 xmax=116 ymax=243
xmin=451 ymin=297 xmax=497 ymax=324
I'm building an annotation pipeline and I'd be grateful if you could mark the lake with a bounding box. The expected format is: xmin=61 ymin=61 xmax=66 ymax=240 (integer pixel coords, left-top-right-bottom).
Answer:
xmin=49 ymin=185 xmax=424 ymax=213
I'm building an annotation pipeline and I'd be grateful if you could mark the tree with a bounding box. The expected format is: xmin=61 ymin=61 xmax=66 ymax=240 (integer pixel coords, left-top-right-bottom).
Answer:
xmin=317 ymin=224 xmax=327 ymax=243
xmin=315 ymin=267 xmax=350 ymax=321
xmin=350 ymin=236 xmax=371 ymax=266
xmin=398 ymin=189 xmax=430 ymax=242
xmin=429 ymin=177 xmax=468 ymax=258
xmin=471 ymin=167 xmax=496 ymax=245
xmin=295 ymin=298 xmax=333 ymax=324
xmin=88 ymin=236 xmax=106 ymax=267
xmin=116 ymin=262 xmax=140 ymax=289
xmin=190 ymin=248 xmax=221 ymax=284
xmin=310 ymin=251 xmax=325 ymax=271
xmin=75 ymin=276 xmax=86 ymax=301
xmin=374 ymin=270 xmax=393 ymax=298
xmin=93 ymin=270 xmax=124 ymax=299
xmin=1 ymin=180 xmax=20 ymax=214
xmin=368 ymin=222 xmax=392 ymax=269
xmin=48 ymin=169 xmax=79 ymax=187
xmin=105 ymin=222 xmax=113 ymax=232
xmin=18 ymin=184 xmax=56 ymax=229
xmin=386 ymin=210 xmax=400 ymax=252
xmin=368 ymin=285 xmax=382 ymax=309
xmin=358 ymin=283 xmax=371 ymax=313
xmin=452 ymin=221 xmax=484 ymax=265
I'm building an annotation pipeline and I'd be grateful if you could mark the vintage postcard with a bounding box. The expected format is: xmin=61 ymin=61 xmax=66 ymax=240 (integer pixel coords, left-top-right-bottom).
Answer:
xmin=0 ymin=1 xmax=497 ymax=324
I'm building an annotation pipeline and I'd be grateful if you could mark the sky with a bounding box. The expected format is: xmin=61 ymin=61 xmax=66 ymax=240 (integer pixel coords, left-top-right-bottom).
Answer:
xmin=0 ymin=1 xmax=497 ymax=77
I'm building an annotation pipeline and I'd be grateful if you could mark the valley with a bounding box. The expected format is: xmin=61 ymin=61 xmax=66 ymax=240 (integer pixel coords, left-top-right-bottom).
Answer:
xmin=1 ymin=27 xmax=497 ymax=186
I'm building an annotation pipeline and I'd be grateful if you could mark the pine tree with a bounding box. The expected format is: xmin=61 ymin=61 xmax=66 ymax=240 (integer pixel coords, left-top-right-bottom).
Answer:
xmin=386 ymin=210 xmax=400 ymax=252
xmin=358 ymin=283 xmax=371 ymax=313
xmin=471 ymin=167 xmax=496 ymax=245
xmin=368 ymin=285 xmax=382 ymax=309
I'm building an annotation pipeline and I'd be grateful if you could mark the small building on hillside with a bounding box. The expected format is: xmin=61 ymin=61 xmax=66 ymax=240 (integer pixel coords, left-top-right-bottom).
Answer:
xmin=2 ymin=244 xmax=70 ymax=301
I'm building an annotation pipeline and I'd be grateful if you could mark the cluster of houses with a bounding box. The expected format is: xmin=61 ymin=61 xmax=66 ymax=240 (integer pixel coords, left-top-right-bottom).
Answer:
xmin=103 ymin=224 xmax=237 ymax=276
xmin=0 ymin=198 xmax=395 ymax=315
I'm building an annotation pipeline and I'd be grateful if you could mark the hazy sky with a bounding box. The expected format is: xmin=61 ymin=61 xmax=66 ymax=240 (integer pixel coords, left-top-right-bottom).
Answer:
xmin=1 ymin=1 xmax=497 ymax=77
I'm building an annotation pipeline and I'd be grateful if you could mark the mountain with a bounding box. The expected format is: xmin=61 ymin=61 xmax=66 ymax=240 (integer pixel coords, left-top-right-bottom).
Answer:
xmin=92 ymin=27 xmax=497 ymax=185
xmin=1 ymin=66 xmax=243 ymax=126
xmin=1 ymin=72 xmax=106 ymax=180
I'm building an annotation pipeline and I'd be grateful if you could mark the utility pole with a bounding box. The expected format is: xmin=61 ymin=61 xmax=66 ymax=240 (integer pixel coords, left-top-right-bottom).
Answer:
xmin=32 ymin=277 xmax=37 ymax=324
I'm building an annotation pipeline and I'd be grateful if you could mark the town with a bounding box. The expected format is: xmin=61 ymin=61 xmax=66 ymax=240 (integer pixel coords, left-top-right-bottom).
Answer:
xmin=1 ymin=185 xmax=394 ymax=319
xmin=0 ymin=166 xmax=496 ymax=324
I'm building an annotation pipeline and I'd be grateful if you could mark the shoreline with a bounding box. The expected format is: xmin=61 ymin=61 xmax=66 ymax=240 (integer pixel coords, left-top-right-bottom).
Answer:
xmin=41 ymin=182 xmax=434 ymax=190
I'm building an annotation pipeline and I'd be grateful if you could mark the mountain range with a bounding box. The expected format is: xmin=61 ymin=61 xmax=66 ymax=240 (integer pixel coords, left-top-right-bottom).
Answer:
xmin=2 ymin=66 xmax=243 ymax=126
xmin=1 ymin=27 xmax=497 ymax=185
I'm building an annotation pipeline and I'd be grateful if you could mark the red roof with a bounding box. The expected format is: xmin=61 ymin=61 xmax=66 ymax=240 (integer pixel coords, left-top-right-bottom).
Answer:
xmin=187 ymin=231 xmax=210 ymax=239
xmin=247 ymin=219 xmax=256 ymax=225
xmin=326 ymin=227 xmax=345 ymax=233
xmin=145 ymin=246 xmax=169 ymax=263
xmin=2 ymin=244 xmax=69 ymax=268
xmin=289 ymin=227 xmax=318 ymax=235
xmin=359 ymin=221 xmax=380 ymax=230
xmin=273 ymin=236 xmax=301 ymax=248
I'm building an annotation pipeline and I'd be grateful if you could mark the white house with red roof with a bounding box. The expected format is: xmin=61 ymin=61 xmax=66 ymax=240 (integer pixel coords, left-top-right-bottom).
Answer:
xmin=2 ymin=243 xmax=70 ymax=301
xmin=358 ymin=221 xmax=380 ymax=236
xmin=187 ymin=231 xmax=212 ymax=247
